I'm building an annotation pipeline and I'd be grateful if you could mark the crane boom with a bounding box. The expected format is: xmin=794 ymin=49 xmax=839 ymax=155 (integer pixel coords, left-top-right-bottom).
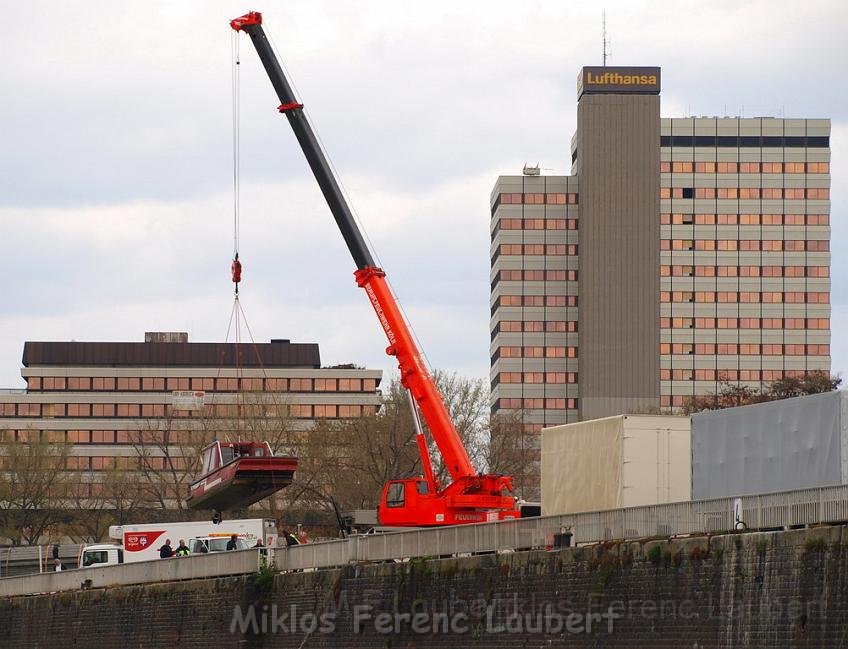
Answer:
xmin=231 ymin=12 xmax=518 ymax=525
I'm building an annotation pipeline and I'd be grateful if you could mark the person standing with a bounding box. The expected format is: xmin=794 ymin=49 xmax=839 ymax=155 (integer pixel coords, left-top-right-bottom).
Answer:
xmin=175 ymin=539 xmax=191 ymax=557
xmin=53 ymin=558 xmax=64 ymax=572
xmin=226 ymin=534 xmax=239 ymax=551
xmin=159 ymin=538 xmax=174 ymax=558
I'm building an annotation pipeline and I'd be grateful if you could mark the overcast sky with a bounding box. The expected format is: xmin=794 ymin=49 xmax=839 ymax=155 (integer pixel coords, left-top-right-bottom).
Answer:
xmin=1 ymin=0 xmax=845 ymax=389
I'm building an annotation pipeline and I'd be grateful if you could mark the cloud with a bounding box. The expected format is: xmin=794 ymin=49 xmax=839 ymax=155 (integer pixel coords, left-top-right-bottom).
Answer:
xmin=0 ymin=170 xmax=498 ymax=386
xmin=0 ymin=0 xmax=845 ymax=390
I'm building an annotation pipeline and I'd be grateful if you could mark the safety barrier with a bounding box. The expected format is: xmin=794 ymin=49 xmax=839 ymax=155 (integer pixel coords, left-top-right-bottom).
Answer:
xmin=274 ymin=483 xmax=848 ymax=571
xmin=1 ymin=544 xmax=81 ymax=578
xmin=3 ymin=483 xmax=848 ymax=597
xmin=0 ymin=548 xmax=262 ymax=598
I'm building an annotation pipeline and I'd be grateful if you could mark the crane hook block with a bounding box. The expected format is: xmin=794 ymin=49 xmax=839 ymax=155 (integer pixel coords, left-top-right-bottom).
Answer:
xmin=231 ymin=257 xmax=242 ymax=284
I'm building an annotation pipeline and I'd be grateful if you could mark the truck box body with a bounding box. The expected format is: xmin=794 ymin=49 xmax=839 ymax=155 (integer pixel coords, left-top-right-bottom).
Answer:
xmin=691 ymin=391 xmax=848 ymax=500
xmin=541 ymin=414 xmax=691 ymax=515
xmin=81 ymin=518 xmax=276 ymax=567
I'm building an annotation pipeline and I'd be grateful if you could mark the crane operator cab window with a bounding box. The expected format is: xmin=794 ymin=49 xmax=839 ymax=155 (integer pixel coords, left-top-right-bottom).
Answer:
xmin=386 ymin=481 xmax=405 ymax=508
xmin=416 ymin=480 xmax=429 ymax=495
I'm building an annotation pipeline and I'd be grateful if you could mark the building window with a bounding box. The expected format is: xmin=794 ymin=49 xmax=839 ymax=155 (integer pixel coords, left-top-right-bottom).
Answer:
xmin=114 ymin=404 xmax=137 ymax=417
xmin=338 ymin=404 xmax=363 ymax=417
xmin=166 ymin=377 xmax=189 ymax=391
xmin=806 ymin=188 xmax=830 ymax=199
xmin=499 ymin=193 xmax=523 ymax=204
xmin=116 ymin=377 xmax=141 ymax=391
xmin=91 ymin=403 xmax=116 ymax=417
xmin=141 ymin=377 xmax=166 ymax=391
xmin=189 ymin=377 xmax=214 ymax=391
xmin=43 ymin=377 xmax=67 ymax=391
xmin=338 ymin=378 xmax=363 ymax=392
xmin=67 ymin=377 xmax=91 ymax=390
xmin=215 ymin=377 xmax=239 ymax=391
xmin=289 ymin=378 xmax=313 ymax=391
xmin=263 ymin=378 xmax=286 ymax=391
xmin=314 ymin=378 xmax=338 ymax=392
xmin=314 ymin=405 xmax=338 ymax=418
xmin=66 ymin=403 xmax=90 ymax=417
xmin=806 ymin=162 xmax=830 ymax=173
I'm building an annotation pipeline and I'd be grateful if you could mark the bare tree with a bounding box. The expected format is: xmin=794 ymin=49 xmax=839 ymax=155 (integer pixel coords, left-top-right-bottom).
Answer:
xmin=65 ymin=470 xmax=113 ymax=543
xmin=100 ymin=465 xmax=151 ymax=527
xmin=129 ymin=413 xmax=207 ymax=517
xmin=683 ymin=371 xmax=842 ymax=414
xmin=64 ymin=463 xmax=153 ymax=542
xmin=0 ymin=432 xmax=72 ymax=545
xmin=285 ymin=372 xmax=541 ymax=517
xmin=485 ymin=409 xmax=539 ymax=501
xmin=429 ymin=370 xmax=489 ymax=482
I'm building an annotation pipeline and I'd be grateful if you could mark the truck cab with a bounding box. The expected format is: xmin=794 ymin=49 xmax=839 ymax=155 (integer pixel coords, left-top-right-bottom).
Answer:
xmin=80 ymin=544 xmax=124 ymax=568
xmin=190 ymin=536 xmax=251 ymax=554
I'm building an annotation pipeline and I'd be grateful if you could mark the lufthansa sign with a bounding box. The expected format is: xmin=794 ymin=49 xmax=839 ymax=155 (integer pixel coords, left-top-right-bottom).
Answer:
xmin=578 ymin=66 xmax=661 ymax=98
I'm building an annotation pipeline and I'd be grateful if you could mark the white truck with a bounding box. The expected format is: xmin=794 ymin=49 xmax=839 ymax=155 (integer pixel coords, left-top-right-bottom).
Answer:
xmin=80 ymin=518 xmax=277 ymax=567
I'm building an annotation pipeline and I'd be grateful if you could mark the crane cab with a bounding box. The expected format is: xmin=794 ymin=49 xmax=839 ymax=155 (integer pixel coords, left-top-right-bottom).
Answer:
xmin=377 ymin=477 xmax=519 ymax=527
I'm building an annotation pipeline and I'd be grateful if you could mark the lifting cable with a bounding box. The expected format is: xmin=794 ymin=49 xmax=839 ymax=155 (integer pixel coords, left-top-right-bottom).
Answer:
xmin=231 ymin=30 xmax=242 ymax=294
xmin=230 ymin=30 xmax=244 ymax=439
xmin=219 ymin=30 xmax=290 ymax=455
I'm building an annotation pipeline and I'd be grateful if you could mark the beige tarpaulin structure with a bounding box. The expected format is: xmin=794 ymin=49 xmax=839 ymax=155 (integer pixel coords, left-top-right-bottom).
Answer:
xmin=541 ymin=414 xmax=691 ymax=516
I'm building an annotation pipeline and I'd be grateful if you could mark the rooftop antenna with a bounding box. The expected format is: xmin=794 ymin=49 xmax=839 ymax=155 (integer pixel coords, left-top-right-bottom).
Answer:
xmin=602 ymin=10 xmax=610 ymax=66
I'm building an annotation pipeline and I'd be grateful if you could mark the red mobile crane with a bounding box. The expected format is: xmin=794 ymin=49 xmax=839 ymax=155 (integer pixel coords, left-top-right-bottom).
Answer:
xmin=231 ymin=12 xmax=518 ymax=526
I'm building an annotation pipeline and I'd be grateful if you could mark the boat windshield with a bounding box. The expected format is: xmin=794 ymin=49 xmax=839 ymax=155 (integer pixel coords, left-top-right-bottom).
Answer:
xmin=200 ymin=445 xmax=217 ymax=476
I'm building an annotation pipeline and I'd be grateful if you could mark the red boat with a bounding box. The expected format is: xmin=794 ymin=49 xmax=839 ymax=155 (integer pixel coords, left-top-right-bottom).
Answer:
xmin=187 ymin=440 xmax=298 ymax=511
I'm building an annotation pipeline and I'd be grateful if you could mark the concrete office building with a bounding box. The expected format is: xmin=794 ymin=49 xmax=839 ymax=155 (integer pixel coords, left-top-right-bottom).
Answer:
xmin=0 ymin=332 xmax=382 ymax=501
xmin=490 ymin=67 xmax=831 ymax=483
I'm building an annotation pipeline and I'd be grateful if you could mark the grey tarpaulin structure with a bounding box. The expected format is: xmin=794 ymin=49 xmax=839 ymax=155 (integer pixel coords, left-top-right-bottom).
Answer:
xmin=691 ymin=391 xmax=848 ymax=500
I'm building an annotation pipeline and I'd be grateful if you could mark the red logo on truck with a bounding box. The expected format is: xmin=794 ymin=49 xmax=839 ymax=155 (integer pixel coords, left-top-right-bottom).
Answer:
xmin=124 ymin=531 xmax=166 ymax=552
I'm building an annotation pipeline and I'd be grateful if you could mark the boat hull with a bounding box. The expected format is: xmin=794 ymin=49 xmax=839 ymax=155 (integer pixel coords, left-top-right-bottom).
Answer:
xmin=187 ymin=456 xmax=298 ymax=511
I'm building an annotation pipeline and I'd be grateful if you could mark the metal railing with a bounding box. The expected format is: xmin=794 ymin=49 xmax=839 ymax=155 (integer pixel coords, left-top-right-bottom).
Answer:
xmin=2 ymin=483 xmax=847 ymax=597
xmin=1 ymin=544 xmax=81 ymax=578
xmin=274 ymin=483 xmax=848 ymax=571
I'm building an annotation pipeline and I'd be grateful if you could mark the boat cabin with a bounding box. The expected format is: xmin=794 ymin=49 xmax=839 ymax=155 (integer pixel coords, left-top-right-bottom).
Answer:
xmin=199 ymin=440 xmax=274 ymax=479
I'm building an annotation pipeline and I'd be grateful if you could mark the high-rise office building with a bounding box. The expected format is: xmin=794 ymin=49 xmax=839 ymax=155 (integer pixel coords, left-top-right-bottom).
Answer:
xmin=490 ymin=67 xmax=831 ymax=493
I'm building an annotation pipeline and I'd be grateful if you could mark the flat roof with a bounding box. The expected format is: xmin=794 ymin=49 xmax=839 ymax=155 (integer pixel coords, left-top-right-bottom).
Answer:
xmin=22 ymin=340 xmax=321 ymax=369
